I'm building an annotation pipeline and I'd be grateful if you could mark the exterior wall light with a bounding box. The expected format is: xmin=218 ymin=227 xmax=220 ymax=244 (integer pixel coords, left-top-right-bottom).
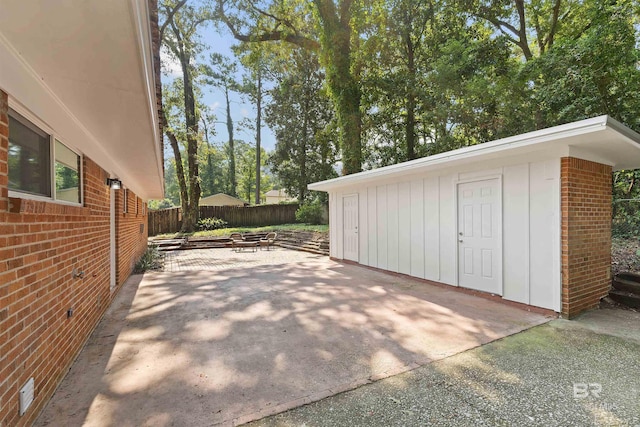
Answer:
xmin=106 ymin=178 xmax=122 ymax=190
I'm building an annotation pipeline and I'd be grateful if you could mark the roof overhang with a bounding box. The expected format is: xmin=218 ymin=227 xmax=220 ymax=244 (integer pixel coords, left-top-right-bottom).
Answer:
xmin=0 ymin=0 xmax=163 ymax=200
xmin=309 ymin=116 xmax=640 ymax=192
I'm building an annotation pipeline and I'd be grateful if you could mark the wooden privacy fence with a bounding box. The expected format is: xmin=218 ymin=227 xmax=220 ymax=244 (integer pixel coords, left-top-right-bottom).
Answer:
xmin=148 ymin=207 xmax=182 ymax=236
xmin=148 ymin=204 xmax=300 ymax=236
xmin=200 ymin=204 xmax=299 ymax=227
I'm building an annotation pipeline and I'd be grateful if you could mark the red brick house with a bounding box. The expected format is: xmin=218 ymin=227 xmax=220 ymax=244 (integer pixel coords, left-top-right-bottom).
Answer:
xmin=0 ymin=1 xmax=164 ymax=425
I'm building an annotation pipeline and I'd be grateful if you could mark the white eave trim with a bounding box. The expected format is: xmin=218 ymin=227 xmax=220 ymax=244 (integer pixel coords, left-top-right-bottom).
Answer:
xmin=129 ymin=0 xmax=164 ymax=194
xmin=309 ymin=116 xmax=640 ymax=192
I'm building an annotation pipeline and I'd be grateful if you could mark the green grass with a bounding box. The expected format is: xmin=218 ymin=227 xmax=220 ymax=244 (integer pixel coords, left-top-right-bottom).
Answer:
xmin=153 ymin=223 xmax=329 ymax=239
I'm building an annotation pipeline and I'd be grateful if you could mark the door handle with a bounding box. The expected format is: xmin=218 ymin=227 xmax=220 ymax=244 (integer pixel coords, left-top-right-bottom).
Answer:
xmin=458 ymin=239 xmax=463 ymax=243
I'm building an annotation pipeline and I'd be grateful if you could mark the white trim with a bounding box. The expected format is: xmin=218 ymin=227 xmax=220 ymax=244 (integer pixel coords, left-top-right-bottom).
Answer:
xmin=0 ymin=32 xmax=115 ymax=167
xmin=0 ymin=23 xmax=163 ymax=200
xmin=128 ymin=0 xmax=164 ymax=193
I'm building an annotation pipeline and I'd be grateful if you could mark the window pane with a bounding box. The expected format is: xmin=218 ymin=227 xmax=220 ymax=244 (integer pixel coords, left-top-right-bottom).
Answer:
xmin=55 ymin=140 xmax=81 ymax=203
xmin=8 ymin=110 xmax=51 ymax=197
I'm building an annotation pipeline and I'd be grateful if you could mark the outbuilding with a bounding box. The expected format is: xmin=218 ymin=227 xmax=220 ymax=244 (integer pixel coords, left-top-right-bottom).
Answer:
xmin=309 ymin=116 xmax=640 ymax=317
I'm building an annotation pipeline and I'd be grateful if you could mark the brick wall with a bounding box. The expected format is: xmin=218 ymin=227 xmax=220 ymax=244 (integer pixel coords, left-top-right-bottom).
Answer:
xmin=0 ymin=89 xmax=148 ymax=426
xmin=0 ymin=91 xmax=8 ymax=213
xmin=116 ymin=189 xmax=148 ymax=285
xmin=561 ymin=157 xmax=612 ymax=318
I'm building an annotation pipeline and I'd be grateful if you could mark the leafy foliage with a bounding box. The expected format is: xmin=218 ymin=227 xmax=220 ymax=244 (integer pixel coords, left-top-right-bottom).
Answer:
xmin=134 ymin=245 xmax=164 ymax=273
xmin=265 ymin=49 xmax=338 ymax=202
xmin=197 ymin=217 xmax=229 ymax=231
xmin=148 ymin=198 xmax=176 ymax=210
xmin=295 ymin=202 xmax=325 ymax=225
xmin=158 ymin=0 xmax=640 ymax=220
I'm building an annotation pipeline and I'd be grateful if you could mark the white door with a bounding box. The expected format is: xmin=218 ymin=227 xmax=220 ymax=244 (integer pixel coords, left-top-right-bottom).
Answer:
xmin=457 ymin=179 xmax=501 ymax=294
xmin=343 ymin=195 xmax=359 ymax=261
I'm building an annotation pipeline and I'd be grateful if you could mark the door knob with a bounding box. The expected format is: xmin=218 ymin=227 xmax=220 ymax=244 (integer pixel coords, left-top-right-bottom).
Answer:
xmin=458 ymin=239 xmax=463 ymax=243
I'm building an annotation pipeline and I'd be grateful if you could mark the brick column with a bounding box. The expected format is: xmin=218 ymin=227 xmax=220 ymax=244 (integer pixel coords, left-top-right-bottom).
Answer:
xmin=0 ymin=90 xmax=8 ymax=212
xmin=561 ymin=157 xmax=612 ymax=318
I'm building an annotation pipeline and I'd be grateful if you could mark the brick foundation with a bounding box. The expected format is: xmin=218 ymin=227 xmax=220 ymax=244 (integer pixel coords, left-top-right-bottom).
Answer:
xmin=561 ymin=157 xmax=612 ymax=318
xmin=0 ymin=89 xmax=148 ymax=426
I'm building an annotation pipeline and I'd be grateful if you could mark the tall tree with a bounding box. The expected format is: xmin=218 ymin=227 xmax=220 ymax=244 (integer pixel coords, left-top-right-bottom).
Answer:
xmin=265 ymin=50 xmax=338 ymax=201
xmin=199 ymin=110 xmax=228 ymax=197
xmin=160 ymin=0 xmax=212 ymax=231
xmin=204 ymin=53 xmax=240 ymax=196
xmin=240 ymin=63 xmax=266 ymax=204
xmin=235 ymin=141 xmax=272 ymax=204
xmin=216 ymin=0 xmax=363 ymax=174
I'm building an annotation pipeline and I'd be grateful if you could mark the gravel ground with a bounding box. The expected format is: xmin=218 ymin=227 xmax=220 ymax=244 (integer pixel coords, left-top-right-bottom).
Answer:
xmin=248 ymin=310 xmax=640 ymax=427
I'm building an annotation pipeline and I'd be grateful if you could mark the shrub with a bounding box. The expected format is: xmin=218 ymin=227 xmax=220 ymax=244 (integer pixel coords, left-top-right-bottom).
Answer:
xmin=295 ymin=202 xmax=324 ymax=225
xmin=134 ymin=245 xmax=163 ymax=273
xmin=197 ymin=217 xmax=229 ymax=231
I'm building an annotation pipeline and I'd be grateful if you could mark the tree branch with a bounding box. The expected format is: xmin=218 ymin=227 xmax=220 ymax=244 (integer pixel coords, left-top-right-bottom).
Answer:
xmin=160 ymin=0 xmax=188 ymax=40
xmin=216 ymin=0 xmax=320 ymax=51
xmin=547 ymin=0 xmax=562 ymax=49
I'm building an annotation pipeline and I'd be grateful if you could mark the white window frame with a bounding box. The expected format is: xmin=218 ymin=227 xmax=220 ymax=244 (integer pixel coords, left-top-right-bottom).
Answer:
xmin=7 ymin=101 xmax=83 ymax=206
xmin=123 ymin=188 xmax=128 ymax=214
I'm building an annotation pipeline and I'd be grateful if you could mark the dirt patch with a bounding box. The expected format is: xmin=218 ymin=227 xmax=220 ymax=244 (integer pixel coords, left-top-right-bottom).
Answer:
xmin=612 ymin=237 xmax=640 ymax=276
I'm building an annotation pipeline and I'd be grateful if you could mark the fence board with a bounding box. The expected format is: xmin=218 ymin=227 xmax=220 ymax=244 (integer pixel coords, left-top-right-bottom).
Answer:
xmin=148 ymin=207 xmax=182 ymax=236
xmin=148 ymin=204 xmax=299 ymax=236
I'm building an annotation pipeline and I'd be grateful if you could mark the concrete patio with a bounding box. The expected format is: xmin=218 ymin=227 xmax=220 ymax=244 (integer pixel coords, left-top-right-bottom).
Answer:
xmin=36 ymin=248 xmax=551 ymax=426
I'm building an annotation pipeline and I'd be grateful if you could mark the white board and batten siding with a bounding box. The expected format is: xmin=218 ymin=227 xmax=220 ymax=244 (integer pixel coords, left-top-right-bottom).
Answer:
xmin=329 ymin=159 xmax=561 ymax=312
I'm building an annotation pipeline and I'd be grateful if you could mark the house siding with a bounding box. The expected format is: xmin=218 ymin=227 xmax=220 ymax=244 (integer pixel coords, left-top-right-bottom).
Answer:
xmin=561 ymin=157 xmax=612 ymax=318
xmin=328 ymin=157 xmax=562 ymax=312
xmin=0 ymin=89 xmax=148 ymax=426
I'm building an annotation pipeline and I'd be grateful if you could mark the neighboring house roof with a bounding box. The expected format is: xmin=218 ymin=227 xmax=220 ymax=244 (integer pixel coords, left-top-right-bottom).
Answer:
xmin=265 ymin=189 xmax=291 ymax=198
xmin=0 ymin=0 xmax=163 ymax=199
xmin=309 ymin=116 xmax=640 ymax=192
xmin=199 ymin=193 xmax=246 ymax=206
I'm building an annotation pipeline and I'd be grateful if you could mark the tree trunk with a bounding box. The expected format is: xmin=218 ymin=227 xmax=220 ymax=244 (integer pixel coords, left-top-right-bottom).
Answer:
xmin=300 ymin=82 xmax=309 ymax=203
xmin=225 ymin=86 xmax=237 ymax=196
xmin=165 ymin=129 xmax=190 ymax=229
xmin=405 ymin=30 xmax=417 ymax=161
xmin=181 ymin=50 xmax=201 ymax=232
xmin=315 ymin=0 xmax=362 ymax=175
xmin=255 ymin=72 xmax=262 ymax=204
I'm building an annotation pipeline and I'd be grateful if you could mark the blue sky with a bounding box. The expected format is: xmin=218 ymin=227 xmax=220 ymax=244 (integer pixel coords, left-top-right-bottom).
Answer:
xmin=161 ymin=23 xmax=277 ymax=157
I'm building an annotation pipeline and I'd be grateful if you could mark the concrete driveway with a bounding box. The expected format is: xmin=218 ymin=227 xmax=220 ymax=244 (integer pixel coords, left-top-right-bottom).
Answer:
xmin=37 ymin=248 xmax=550 ymax=426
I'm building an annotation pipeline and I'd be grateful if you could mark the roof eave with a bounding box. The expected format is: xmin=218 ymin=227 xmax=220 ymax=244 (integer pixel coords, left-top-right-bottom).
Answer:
xmin=309 ymin=116 xmax=640 ymax=192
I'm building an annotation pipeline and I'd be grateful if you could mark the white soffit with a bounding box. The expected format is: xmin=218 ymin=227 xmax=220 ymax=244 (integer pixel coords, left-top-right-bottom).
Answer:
xmin=309 ymin=116 xmax=640 ymax=192
xmin=0 ymin=0 xmax=163 ymax=200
